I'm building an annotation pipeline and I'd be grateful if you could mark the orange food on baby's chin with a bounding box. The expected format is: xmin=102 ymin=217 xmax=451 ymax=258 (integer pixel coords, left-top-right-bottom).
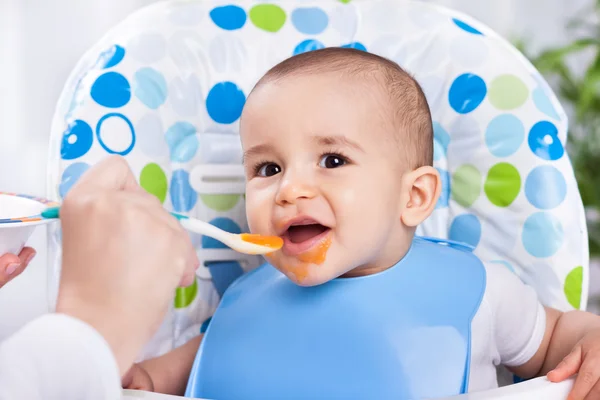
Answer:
xmin=286 ymin=264 xmax=310 ymax=282
xmin=297 ymin=236 xmax=331 ymax=265
xmin=240 ymin=233 xmax=283 ymax=250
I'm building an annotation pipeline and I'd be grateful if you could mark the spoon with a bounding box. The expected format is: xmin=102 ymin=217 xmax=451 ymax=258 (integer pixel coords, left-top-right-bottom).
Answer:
xmin=41 ymin=206 xmax=282 ymax=255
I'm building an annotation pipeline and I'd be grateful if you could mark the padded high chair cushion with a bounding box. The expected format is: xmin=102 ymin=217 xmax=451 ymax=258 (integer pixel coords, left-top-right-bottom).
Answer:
xmin=47 ymin=0 xmax=589 ymax=358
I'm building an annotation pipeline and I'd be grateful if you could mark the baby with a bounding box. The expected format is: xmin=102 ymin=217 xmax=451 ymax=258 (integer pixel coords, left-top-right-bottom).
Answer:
xmin=124 ymin=48 xmax=600 ymax=399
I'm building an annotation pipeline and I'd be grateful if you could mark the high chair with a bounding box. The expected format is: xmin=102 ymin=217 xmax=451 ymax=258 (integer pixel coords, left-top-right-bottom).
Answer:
xmin=46 ymin=0 xmax=588 ymax=398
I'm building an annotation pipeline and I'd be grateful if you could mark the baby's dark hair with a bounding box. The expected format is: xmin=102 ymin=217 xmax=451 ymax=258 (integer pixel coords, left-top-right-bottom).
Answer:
xmin=250 ymin=47 xmax=434 ymax=168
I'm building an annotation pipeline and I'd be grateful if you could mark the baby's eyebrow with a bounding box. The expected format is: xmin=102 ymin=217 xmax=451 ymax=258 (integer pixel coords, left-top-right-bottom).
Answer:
xmin=313 ymin=135 xmax=365 ymax=153
xmin=242 ymin=143 xmax=273 ymax=164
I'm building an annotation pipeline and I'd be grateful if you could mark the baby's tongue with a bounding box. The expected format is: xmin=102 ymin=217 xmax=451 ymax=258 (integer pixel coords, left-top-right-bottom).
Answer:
xmin=288 ymin=224 xmax=327 ymax=243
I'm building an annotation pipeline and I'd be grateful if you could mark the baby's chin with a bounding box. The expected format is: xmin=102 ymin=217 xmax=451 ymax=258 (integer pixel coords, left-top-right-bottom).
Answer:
xmin=267 ymin=256 xmax=346 ymax=287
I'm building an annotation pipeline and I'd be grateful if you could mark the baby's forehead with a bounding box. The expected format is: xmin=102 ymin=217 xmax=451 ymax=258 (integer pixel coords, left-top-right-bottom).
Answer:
xmin=241 ymin=48 xmax=431 ymax=168
xmin=242 ymin=72 xmax=401 ymax=146
xmin=244 ymin=70 xmax=391 ymax=117
xmin=242 ymin=78 xmax=398 ymax=148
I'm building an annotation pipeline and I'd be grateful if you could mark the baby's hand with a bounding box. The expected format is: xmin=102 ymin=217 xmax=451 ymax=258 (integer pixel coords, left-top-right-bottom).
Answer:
xmin=548 ymin=329 xmax=600 ymax=399
xmin=122 ymin=363 xmax=155 ymax=392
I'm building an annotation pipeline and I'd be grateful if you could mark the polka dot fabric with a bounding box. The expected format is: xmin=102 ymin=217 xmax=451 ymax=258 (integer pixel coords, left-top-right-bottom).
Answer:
xmin=47 ymin=0 xmax=588 ymax=360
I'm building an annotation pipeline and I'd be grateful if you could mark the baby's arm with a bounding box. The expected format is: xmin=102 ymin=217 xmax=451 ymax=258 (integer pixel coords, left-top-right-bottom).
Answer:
xmin=485 ymin=262 xmax=600 ymax=399
xmin=137 ymin=335 xmax=203 ymax=395
xmin=508 ymin=307 xmax=598 ymax=377
xmin=510 ymin=308 xmax=600 ymax=396
xmin=485 ymin=264 xmax=600 ymax=398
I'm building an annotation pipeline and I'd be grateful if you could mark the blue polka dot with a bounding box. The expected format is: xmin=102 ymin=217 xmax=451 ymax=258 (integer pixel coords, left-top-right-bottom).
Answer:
xmin=59 ymin=162 xmax=90 ymax=198
xmin=522 ymin=212 xmax=564 ymax=258
xmin=208 ymin=261 xmax=244 ymax=297
xmin=485 ymin=114 xmax=525 ymax=157
xmin=200 ymin=317 xmax=212 ymax=333
xmin=201 ymin=217 xmax=244 ymax=296
xmin=533 ymin=87 xmax=560 ymax=120
xmin=449 ymin=214 xmax=482 ymax=248
xmin=528 ymin=121 xmax=564 ymax=161
xmin=201 ymin=217 xmax=241 ymax=249
xmin=96 ymin=113 xmax=135 ymax=156
xmin=436 ymin=168 xmax=450 ymax=208
xmin=61 ymin=120 xmax=93 ymax=160
xmin=452 ymin=18 xmax=483 ymax=35
xmin=341 ymin=42 xmax=367 ymax=51
xmin=210 ymin=5 xmax=247 ymax=30
xmin=433 ymin=140 xmax=444 ymax=161
xmin=291 ymin=7 xmax=328 ymax=35
xmin=90 ymin=72 xmax=131 ymax=108
xmin=96 ymin=45 xmax=125 ymax=69
xmin=165 ymin=122 xmax=199 ymax=162
xmin=525 ymin=166 xmax=567 ymax=209
xmin=206 ymin=82 xmax=245 ymax=124
xmin=136 ymin=113 xmax=167 ymax=158
xmin=293 ymin=39 xmax=325 ymax=55
xmin=133 ymin=68 xmax=167 ymax=110
xmin=170 ymin=169 xmax=198 ymax=212
xmin=448 ymin=73 xmax=487 ymax=114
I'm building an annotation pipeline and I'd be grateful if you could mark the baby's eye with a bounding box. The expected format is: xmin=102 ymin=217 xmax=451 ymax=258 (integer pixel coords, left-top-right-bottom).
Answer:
xmin=257 ymin=163 xmax=282 ymax=177
xmin=319 ymin=154 xmax=347 ymax=169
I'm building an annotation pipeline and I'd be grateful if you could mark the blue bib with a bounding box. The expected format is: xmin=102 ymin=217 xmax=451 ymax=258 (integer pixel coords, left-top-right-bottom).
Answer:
xmin=186 ymin=237 xmax=486 ymax=399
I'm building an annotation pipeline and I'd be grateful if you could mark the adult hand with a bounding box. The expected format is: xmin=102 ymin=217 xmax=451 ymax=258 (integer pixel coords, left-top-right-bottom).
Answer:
xmin=55 ymin=155 xmax=199 ymax=375
xmin=0 ymin=247 xmax=36 ymax=288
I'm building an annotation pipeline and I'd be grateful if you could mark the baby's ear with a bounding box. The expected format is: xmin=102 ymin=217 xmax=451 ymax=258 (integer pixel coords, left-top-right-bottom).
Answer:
xmin=400 ymin=166 xmax=441 ymax=227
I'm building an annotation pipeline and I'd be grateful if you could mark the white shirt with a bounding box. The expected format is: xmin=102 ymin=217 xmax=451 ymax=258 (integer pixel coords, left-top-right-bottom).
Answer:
xmin=468 ymin=262 xmax=546 ymax=392
xmin=0 ymin=314 xmax=121 ymax=400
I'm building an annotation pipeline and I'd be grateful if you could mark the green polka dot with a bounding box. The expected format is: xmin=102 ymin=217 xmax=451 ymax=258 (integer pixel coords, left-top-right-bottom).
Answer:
xmin=140 ymin=163 xmax=167 ymax=203
xmin=484 ymin=163 xmax=521 ymax=207
xmin=249 ymin=4 xmax=286 ymax=32
xmin=201 ymin=194 xmax=241 ymax=212
xmin=175 ymin=279 xmax=198 ymax=309
xmin=338 ymin=0 xmax=352 ymax=3
xmin=488 ymin=74 xmax=529 ymax=110
xmin=452 ymin=164 xmax=482 ymax=207
xmin=564 ymin=266 xmax=583 ymax=309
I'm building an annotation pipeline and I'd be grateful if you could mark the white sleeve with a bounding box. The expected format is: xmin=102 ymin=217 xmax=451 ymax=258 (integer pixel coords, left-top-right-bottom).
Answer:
xmin=484 ymin=263 xmax=547 ymax=367
xmin=0 ymin=313 xmax=122 ymax=400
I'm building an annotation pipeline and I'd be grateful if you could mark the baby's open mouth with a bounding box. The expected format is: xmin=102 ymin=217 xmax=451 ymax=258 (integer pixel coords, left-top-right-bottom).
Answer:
xmin=287 ymin=224 xmax=329 ymax=243
xmin=282 ymin=220 xmax=331 ymax=256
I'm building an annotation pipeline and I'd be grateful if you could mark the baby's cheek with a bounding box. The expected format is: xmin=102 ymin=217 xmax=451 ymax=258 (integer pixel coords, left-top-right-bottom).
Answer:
xmin=245 ymin=205 xmax=264 ymax=233
xmin=245 ymin=194 xmax=274 ymax=233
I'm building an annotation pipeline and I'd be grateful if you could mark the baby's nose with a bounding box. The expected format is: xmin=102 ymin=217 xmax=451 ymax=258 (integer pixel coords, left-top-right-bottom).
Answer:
xmin=275 ymin=175 xmax=317 ymax=206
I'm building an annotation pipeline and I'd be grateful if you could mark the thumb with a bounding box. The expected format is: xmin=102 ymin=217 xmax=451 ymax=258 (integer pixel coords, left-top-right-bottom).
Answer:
xmin=547 ymin=346 xmax=582 ymax=382
xmin=0 ymin=253 xmax=22 ymax=288
xmin=121 ymin=364 xmax=135 ymax=387
xmin=70 ymin=155 xmax=141 ymax=194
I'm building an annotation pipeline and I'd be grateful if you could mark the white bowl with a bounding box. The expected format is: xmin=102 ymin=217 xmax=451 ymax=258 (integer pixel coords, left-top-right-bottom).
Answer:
xmin=0 ymin=192 xmax=59 ymax=255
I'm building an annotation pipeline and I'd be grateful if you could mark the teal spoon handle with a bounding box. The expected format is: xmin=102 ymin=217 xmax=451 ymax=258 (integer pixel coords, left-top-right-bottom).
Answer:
xmin=41 ymin=207 xmax=60 ymax=219
xmin=41 ymin=206 xmax=189 ymax=221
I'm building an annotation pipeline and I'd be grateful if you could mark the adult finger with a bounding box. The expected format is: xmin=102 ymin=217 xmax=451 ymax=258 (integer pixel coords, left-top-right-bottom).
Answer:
xmin=548 ymin=346 xmax=582 ymax=382
xmin=0 ymin=247 xmax=36 ymax=288
xmin=568 ymin=354 xmax=600 ymax=400
xmin=69 ymin=155 xmax=141 ymax=195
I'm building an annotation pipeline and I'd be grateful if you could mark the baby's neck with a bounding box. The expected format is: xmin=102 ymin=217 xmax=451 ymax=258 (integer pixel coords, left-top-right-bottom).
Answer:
xmin=340 ymin=235 xmax=414 ymax=278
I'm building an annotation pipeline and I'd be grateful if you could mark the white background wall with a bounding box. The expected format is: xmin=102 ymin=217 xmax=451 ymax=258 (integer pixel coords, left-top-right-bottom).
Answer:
xmin=0 ymin=0 xmax=594 ymax=340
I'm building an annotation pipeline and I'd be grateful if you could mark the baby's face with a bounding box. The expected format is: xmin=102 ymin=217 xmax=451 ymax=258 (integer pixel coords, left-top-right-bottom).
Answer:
xmin=241 ymin=74 xmax=412 ymax=286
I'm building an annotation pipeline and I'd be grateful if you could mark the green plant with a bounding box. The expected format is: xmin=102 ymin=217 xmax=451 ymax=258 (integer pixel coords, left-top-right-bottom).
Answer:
xmin=517 ymin=3 xmax=600 ymax=255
